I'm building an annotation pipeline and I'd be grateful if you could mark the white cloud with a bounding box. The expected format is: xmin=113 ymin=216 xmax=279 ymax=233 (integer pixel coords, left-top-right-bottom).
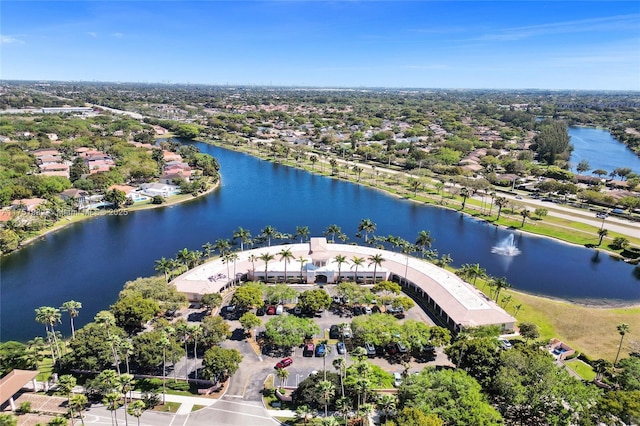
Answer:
xmin=88 ymin=32 xmax=97 ymax=38
xmin=112 ymin=32 xmax=124 ymax=38
xmin=1 ymin=35 xmax=24 ymax=45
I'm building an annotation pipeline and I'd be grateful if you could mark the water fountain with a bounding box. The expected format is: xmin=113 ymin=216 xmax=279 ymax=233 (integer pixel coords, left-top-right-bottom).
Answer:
xmin=491 ymin=234 xmax=521 ymax=256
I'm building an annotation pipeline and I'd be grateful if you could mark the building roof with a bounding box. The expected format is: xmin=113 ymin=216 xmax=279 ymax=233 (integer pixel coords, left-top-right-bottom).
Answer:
xmin=0 ymin=370 xmax=39 ymax=406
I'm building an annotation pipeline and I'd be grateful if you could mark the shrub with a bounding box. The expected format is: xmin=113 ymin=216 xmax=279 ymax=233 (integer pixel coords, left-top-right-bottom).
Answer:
xmin=151 ymin=195 xmax=165 ymax=204
xmin=17 ymin=401 xmax=32 ymax=414
xmin=167 ymin=381 xmax=191 ymax=391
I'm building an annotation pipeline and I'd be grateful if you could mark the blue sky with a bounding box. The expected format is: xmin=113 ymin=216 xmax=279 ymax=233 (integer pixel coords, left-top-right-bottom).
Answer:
xmin=1 ymin=1 xmax=639 ymax=90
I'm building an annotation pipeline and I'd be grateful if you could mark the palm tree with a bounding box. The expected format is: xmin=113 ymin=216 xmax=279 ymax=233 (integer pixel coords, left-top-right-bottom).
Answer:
xmin=333 ymin=358 xmax=346 ymax=397
xmin=261 ymin=225 xmax=277 ymax=246
xmin=276 ymin=367 xmax=289 ymax=387
xmin=614 ymin=323 xmax=630 ymax=366
xmin=466 ymin=263 xmax=486 ymax=287
xmin=520 ymin=208 xmax=531 ymax=227
xmin=189 ymin=324 xmax=203 ymax=379
xmin=259 ymin=252 xmax=275 ymax=283
xmin=232 ymin=227 xmax=251 ymax=251
xmin=310 ymin=155 xmax=318 ymax=169
xmin=119 ymin=340 xmax=133 ymax=374
xmin=295 ymin=226 xmax=310 ymax=243
xmin=408 ymin=177 xmax=422 ymax=196
xmin=159 ymin=332 xmax=171 ymax=405
xmin=352 ymin=165 xmax=363 ymax=181
xmin=60 ymin=300 xmax=82 ymax=338
xmin=414 ymin=230 xmax=433 ymax=258
xmin=214 ymin=238 xmax=231 ymax=256
xmin=118 ymin=373 xmax=134 ymax=426
xmin=57 ymin=374 xmax=76 ymax=406
xmin=368 ymin=254 xmax=385 ymax=284
xmin=460 ymin=187 xmax=470 ymax=210
xmin=495 ymin=196 xmax=508 ymax=220
xmin=175 ymin=248 xmax=190 ymax=269
xmin=295 ymin=405 xmax=316 ymax=424
xmin=154 ymin=257 xmax=172 ymax=283
xmin=297 ymin=256 xmax=307 ymax=283
xmin=202 ymin=242 xmax=214 ymax=259
xmin=126 ymin=400 xmax=146 ymax=426
xmin=320 ymin=417 xmax=339 ymax=426
xmin=488 ymin=191 xmax=497 ymax=215
xmin=279 ymin=248 xmax=294 ymax=283
xmin=598 ymin=228 xmax=608 ymax=246
xmin=334 ymin=254 xmax=348 ymax=283
xmin=248 ymin=254 xmax=258 ymax=277
xmin=492 ymin=276 xmax=511 ymax=302
xmin=376 ymin=393 xmax=397 ymax=425
xmin=316 ymin=380 xmax=336 ymax=417
xmin=350 ymin=256 xmax=364 ymax=283
xmin=103 ymin=392 xmax=122 ymax=426
xmin=592 ymin=359 xmax=612 ymax=382
xmin=335 ymin=397 xmax=351 ymax=426
xmin=325 ymin=224 xmax=341 ymax=243
xmin=35 ymin=306 xmax=62 ymax=363
xmin=94 ymin=310 xmax=121 ymax=372
xmin=513 ymin=303 xmax=524 ymax=317
xmin=357 ymin=218 xmax=376 ymax=243
xmin=69 ymin=394 xmax=88 ymax=426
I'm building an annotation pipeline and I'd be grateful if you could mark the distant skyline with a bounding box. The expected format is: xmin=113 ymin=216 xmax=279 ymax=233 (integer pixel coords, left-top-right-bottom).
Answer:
xmin=2 ymin=1 xmax=639 ymax=91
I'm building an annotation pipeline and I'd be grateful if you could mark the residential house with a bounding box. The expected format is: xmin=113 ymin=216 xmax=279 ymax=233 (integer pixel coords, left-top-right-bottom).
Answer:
xmin=163 ymin=151 xmax=182 ymax=162
xmin=107 ymin=185 xmax=149 ymax=203
xmin=39 ymin=163 xmax=70 ymax=178
xmin=11 ymin=198 xmax=47 ymax=212
xmin=140 ymin=182 xmax=180 ymax=198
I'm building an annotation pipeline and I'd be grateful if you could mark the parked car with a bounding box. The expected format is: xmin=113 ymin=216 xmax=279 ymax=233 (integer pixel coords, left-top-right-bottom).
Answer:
xmin=499 ymin=338 xmax=512 ymax=350
xmin=364 ymin=306 xmax=372 ymax=315
xmin=386 ymin=343 xmax=397 ymax=355
xmin=353 ymin=306 xmax=363 ymax=315
xmin=393 ymin=372 xmax=402 ymax=387
xmin=226 ymin=305 xmax=236 ymax=313
xmin=275 ymin=304 xmax=284 ymax=315
xmin=396 ymin=342 xmax=408 ymax=354
xmin=333 ymin=296 xmax=342 ymax=304
xmin=364 ymin=342 xmax=376 ymax=357
xmin=266 ymin=305 xmax=276 ymax=315
xmin=336 ymin=341 xmax=346 ymax=355
xmin=293 ymin=305 xmax=302 ymax=315
xmin=256 ymin=306 xmax=266 ymax=316
xmin=315 ymin=343 xmax=326 ymax=357
xmin=275 ymin=357 xmax=293 ymax=369
xmin=329 ymin=325 xmax=340 ymax=339
xmin=342 ymin=327 xmax=352 ymax=339
xmin=303 ymin=343 xmax=315 ymax=357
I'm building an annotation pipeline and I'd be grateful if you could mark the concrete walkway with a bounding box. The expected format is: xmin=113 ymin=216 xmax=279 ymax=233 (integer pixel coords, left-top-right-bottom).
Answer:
xmin=128 ymin=390 xmax=220 ymax=415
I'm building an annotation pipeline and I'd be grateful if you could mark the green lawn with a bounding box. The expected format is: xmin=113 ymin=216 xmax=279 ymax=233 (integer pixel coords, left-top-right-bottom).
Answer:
xmin=564 ymin=359 xmax=597 ymax=381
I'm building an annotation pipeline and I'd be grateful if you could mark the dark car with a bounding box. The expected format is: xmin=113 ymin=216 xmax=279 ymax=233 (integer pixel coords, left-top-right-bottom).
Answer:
xmin=353 ymin=306 xmax=363 ymax=315
xmin=315 ymin=343 xmax=326 ymax=357
xmin=329 ymin=325 xmax=340 ymax=339
xmin=396 ymin=342 xmax=408 ymax=354
xmin=275 ymin=357 xmax=293 ymax=369
xmin=386 ymin=343 xmax=397 ymax=355
xmin=256 ymin=306 xmax=266 ymax=316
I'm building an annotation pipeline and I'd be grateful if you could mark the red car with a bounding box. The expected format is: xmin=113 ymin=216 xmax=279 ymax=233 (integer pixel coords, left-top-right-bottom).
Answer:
xmin=275 ymin=357 xmax=293 ymax=369
xmin=266 ymin=305 xmax=276 ymax=315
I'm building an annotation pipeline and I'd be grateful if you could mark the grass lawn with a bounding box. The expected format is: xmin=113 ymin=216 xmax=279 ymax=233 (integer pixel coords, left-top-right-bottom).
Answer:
xmin=504 ymin=289 xmax=640 ymax=361
xmin=564 ymin=359 xmax=597 ymax=381
xmin=191 ymin=404 xmax=206 ymax=412
xmin=153 ymin=401 xmax=181 ymax=413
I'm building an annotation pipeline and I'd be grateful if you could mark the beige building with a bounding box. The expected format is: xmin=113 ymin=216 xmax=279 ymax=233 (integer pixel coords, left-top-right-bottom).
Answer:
xmin=172 ymin=238 xmax=516 ymax=333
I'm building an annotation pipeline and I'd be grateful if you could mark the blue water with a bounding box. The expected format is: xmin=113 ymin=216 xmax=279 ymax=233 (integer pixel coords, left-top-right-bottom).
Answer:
xmin=569 ymin=126 xmax=640 ymax=175
xmin=1 ymin=140 xmax=639 ymax=342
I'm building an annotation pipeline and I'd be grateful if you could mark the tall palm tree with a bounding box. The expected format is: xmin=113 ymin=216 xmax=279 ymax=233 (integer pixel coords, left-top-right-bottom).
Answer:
xmin=598 ymin=228 xmax=608 ymax=246
xmin=69 ymin=394 xmax=88 ymax=426
xmin=295 ymin=226 xmax=310 ymax=243
xmin=492 ymin=276 xmax=511 ymax=302
xmin=154 ymin=257 xmax=172 ymax=283
xmin=119 ymin=340 xmax=133 ymax=374
xmin=126 ymin=400 xmax=146 ymax=426
xmin=333 ymin=357 xmax=346 ymax=397
xmin=414 ymin=230 xmax=433 ymax=258
xmin=316 ymin=380 xmax=336 ymax=417
xmin=466 ymin=263 xmax=486 ymax=287
xmin=276 ymin=367 xmax=289 ymax=387
xmin=334 ymin=254 xmax=348 ymax=283
xmin=61 ymin=300 xmax=82 ymax=338
xmin=614 ymin=323 xmax=630 ymax=366
xmin=35 ymin=306 xmax=62 ymax=363
xmin=376 ymin=393 xmax=397 ymax=426
xmin=232 ymin=227 xmax=251 ymax=252
xmin=460 ymin=187 xmax=470 ymax=210
xmin=201 ymin=242 xmax=214 ymax=259
xmin=214 ymin=238 xmax=231 ymax=256
xmin=297 ymin=256 xmax=307 ymax=283
xmin=350 ymin=256 xmax=364 ymax=283
xmin=368 ymin=254 xmax=385 ymax=284
xmin=103 ymin=392 xmax=122 ymax=426
xmin=259 ymin=252 xmax=275 ymax=283
xmin=175 ymin=248 xmax=190 ymax=268
xmin=248 ymin=254 xmax=258 ymax=277
xmin=189 ymin=324 xmax=203 ymax=379
xmin=520 ymin=208 xmax=531 ymax=227
xmin=488 ymin=191 xmax=497 ymax=215
xmin=513 ymin=304 xmax=524 ymax=317
xmin=261 ymin=225 xmax=277 ymax=246
xmin=325 ymin=224 xmax=341 ymax=243
xmin=495 ymin=196 xmax=508 ymax=220
xmin=118 ymin=373 xmax=134 ymax=426
xmin=295 ymin=405 xmax=316 ymax=424
xmin=357 ymin=218 xmax=376 ymax=243
xmin=335 ymin=397 xmax=351 ymax=426
xmin=279 ymin=248 xmax=294 ymax=283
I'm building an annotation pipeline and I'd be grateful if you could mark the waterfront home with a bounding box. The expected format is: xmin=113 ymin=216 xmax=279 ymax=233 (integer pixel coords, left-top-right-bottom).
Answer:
xmin=139 ymin=182 xmax=179 ymax=198
xmin=60 ymin=189 xmax=89 ymax=207
xmin=162 ymin=150 xmax=182 ymax=162
xmin=11 ymin=198 xmax=47 ymax=213
xmin=107 ymin=185 xmax=149 ymax=203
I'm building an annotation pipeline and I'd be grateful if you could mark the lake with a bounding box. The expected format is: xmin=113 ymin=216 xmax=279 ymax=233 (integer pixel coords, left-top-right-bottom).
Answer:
xmin=569 ymin=126 xmax=640 ymax=175
xmin=1 ymin=139 xmax=639 ymax=342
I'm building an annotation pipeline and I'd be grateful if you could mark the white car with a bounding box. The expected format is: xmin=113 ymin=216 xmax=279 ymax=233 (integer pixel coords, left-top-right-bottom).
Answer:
xmin=498 ymin=338 xmax=512 ymax=350
xmin=393 ymin=372 xmax=402 ymax=387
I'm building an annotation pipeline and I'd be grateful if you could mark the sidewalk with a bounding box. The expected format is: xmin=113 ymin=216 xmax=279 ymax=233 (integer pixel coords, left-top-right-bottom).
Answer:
xmin=129 ymin=390 xmax=219 ymax=415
